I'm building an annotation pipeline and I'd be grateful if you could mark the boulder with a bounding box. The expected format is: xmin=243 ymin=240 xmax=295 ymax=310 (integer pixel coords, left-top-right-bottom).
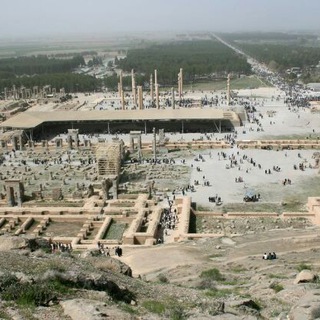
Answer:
xmin=80 ymin=248 xmax=102 ymax=258
xmin=294 ymin=270 xmax=317 ymax=284
xmin=103 ymin=257 xmax=132 ymax=277
xmin=39 ymin=269 xmax=134 ymax=303
xmin=288 ymin=289 xmax=320 ymax=319
xmin=60 ymin=299 xmax=132 ymax=320
xmin=0 ymin=235 xmax=28 ymax=251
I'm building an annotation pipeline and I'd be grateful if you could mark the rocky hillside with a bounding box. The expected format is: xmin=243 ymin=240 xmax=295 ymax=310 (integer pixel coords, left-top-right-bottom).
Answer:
xmin=0 ymin=232 xmax=319 ymax=320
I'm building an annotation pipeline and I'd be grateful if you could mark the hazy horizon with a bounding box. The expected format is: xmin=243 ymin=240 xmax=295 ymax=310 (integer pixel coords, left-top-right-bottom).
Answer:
xmin=1 ymin=0 xmax=320 ymax=40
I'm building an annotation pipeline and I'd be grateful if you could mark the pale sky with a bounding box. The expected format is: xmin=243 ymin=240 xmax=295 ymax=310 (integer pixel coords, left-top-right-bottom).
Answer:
xmin=1 ymin=0 xmax=319 ymax=39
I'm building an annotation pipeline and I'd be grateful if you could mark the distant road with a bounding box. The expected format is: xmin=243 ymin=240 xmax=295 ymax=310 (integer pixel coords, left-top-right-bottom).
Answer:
xmin=211 ymin=33 xmax=272 ymax=76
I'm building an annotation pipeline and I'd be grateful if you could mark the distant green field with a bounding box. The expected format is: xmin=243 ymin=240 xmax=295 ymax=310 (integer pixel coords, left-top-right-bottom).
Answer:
xmin=184 ymin=75 xmax=272 ymax=91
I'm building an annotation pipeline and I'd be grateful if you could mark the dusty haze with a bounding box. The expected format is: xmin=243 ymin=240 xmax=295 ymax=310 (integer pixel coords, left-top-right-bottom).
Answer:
xmin=0 ymin=0 xmax=320 ymax=39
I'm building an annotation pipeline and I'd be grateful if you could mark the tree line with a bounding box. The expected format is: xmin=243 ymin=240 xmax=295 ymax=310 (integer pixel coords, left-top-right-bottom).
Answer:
xmin=236 ymin=43 xmax=320 ymax=72
xmin=0 ymin=73 xmax=101 ymax=93
xmin=0 ymin=55 xmax=102 ymax=94
xmin=0 ymin=55 xmax=85 ymax=76
xmin=117 ymin=40 xmax=251 ymax=85
xmin=219 ymin=32 xmax=317 ymax=43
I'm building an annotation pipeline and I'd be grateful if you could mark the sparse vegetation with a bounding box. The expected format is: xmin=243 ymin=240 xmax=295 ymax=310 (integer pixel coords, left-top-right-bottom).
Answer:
xmin=230 ymin=265 xmax=248 ymax=273
xmin=104 ymin=221 xmax=128 ymax=240
xmin=0 ymin=310 xmax=11 ymax=320
xmin=1 ymin=278 xmax=69 ymax=307
xmin=205 ymin=288 xmax=233 ymax=298
xmin=200 ymin=268 xmax=224 ymax=281
xmin=268 ymin=273 xmax=288 ymax=279
xmin=297 ymin=263 xmax=312 ymax=272
xmin=269 ymin=282 xmax=284 ymax=293
xmin=142 ymin=300 xmax=166 ymax=315
xmin=311 ymin=306 xmax=320 ymax=319
xmin=157 ymin=273 xmax=169 ymax=283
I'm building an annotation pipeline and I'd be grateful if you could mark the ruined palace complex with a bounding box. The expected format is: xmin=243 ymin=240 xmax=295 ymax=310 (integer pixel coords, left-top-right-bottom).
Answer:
xmin=0 ymin=68 xmax=319 ymax=249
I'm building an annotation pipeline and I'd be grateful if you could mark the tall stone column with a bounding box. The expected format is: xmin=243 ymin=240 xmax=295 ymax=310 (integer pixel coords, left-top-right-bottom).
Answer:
xmin=4 ymin=88 xmax=8 ymax=100
xmin=118 ymin=83 xmax=121 ymax=98
xmin=154 ymin=69 xmax=158 ymax=88
xmin=227 ymin=73 xmax=231 ymax=106
xmin=130 ymin=137 xmax=134 ymax=152
xmin=178 ymin=68 xmax=183 ymax=100
xmin=155 ymin=84 xmax=160 ymax=109
xmin=12 ymin=85 xmax=18 ymax=100
xmin=132 ymin=69 xmax=137 ymax=106
xmin=121 ymin=89 xmax=125 ymax=110
xmin=171 ymin=87 xmax=175 ymax=109
xmin=118 ymin=71 xmax=123 ymax=98
xmin=19 ymin=135 xmax=23 ymax=151
xmin=137 ymin=86 xmax=143 ymax=110
xmin=67 ymin=135 xmax=72 ymax=150
xmin=12 ymin=137 xmax=18 ymax=150
xmin=152 ymin=127 xmax=157 ymax=162
xmin=150 ymin=74 xmax=153 ymax=103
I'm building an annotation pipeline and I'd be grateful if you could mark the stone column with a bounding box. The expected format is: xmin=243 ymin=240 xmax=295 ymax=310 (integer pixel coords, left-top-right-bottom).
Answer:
xmin=138 ymin=135 xmax=142 ymax=150
xmin=19 ymin=135 xmax=23 ymax=151
xmin=178 ymin=68 xmax=183 ymax=100
xmin=171 ymin=87 xmax=175 ymax=109
xmin=4 ymin=88 xmax=8 ymax=100
xmin=12 ymin=137 xmax=18 ymax=150
xmin=55 ymin=138 xmax=62 ymax=148
xmin=67 ymin=135 xmax=72 ymax=150
xmin=121 ymin=89 xmax=125 ymax=110
xmin=26 ymin=89 xmax=32 ymax=99
xmin=12 ymin=85 xmax=18 ymax=100
xmin=33 ymin=86 xmax=38 ymax=98
xmin=130 ymin=137 xmax=134 ymax=152
xmin=150 ymin=74 xmax=153 ymax=103
xmin=132 ymin=69 xmax=137 ymax=106
xmin=75 ymin=137 xmax=80 ymax=149
xmin=118 ymin=71 xmax=123 ymax=98
xmin=154 ymin=69 xmax=158 ymax=88
xmin=137 ymin=86 xmax=143 ymax=110
xmin=227 ymin=73 xmax=231 ymax=106
xmin=155 ymin=84 xmax=160 ymax=109
xmin=152 ymin=127 xmax=157 ymax=162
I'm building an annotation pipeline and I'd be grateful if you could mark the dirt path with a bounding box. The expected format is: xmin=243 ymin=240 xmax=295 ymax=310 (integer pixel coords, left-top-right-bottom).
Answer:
xmin=120 ymin=228 xmax=320 ymax=279
xmin=120 ymin=243 xmax=208 ymax=278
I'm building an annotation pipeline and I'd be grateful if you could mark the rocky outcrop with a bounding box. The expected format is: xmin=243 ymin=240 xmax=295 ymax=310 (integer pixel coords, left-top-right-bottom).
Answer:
xmin=80 ymin=248 xmax=102 ymax=258
xmin=0 ymin=235 xmax=28 ymax=251
xmin=39 ymin=269 xmax=135 ymax=303
xmin=103 ymin=257 xmax=133 ymax=277
xmin=60 ymin=299 xmax=132 ymax=320
xmin=0 ymin=235 xmax=51 ymax=252
xmin=288 ymin=289 xmax=320 ymax=320
xmin=294 ymin=270 xmax=317 ymax=284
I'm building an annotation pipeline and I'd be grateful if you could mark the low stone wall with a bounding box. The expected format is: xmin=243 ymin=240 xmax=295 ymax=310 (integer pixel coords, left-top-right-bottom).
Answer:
xmin=94 ymin=217 xmax=112 ymax=242
xmin=175 ymin=197 xmax=191 ymax=242
xmin=0 ymin=207 xmax=101 ymax=216
xmin=122 ymin=209 xmax=145 ymax=245
xmin=122 ymin=203 xmax=162 ymax=245
xmin=164 ymin=141 xmax=230 ymax=150
xmin=226 ymin=212 xmax=279 ymax=218
xmin=237 ymin=139 xmax=320 ymax=150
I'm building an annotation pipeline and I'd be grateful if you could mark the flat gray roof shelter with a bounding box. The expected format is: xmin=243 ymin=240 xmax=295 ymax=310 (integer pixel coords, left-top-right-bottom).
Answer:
xmin=0 ymin=109 xmax=240 ymax=130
